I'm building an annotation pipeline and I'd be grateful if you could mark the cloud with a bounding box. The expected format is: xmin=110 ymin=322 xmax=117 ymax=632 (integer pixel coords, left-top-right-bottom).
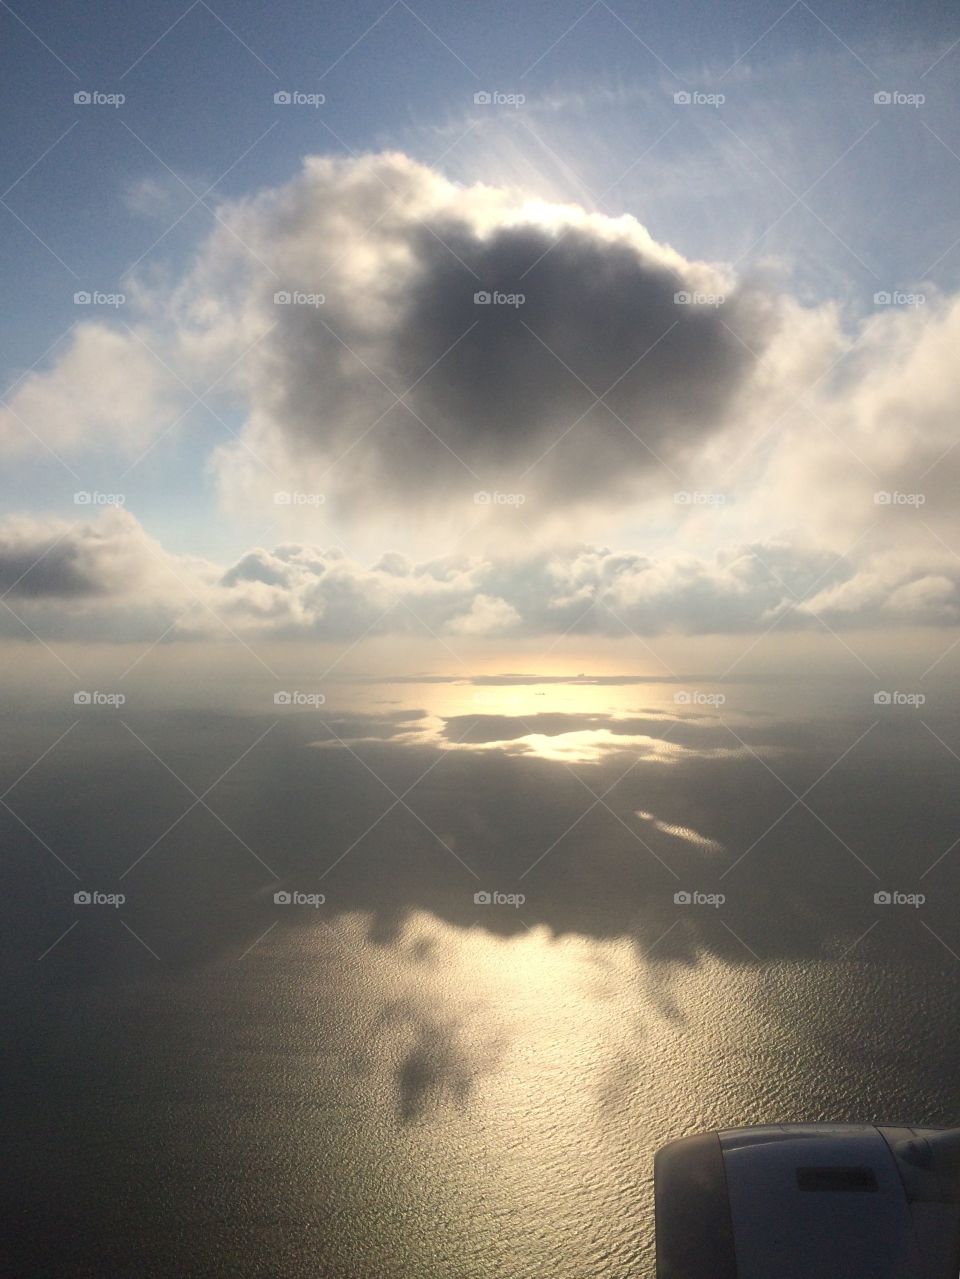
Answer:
xmin=0 ymin=325 xmax=182 ymax=460
xmin=2 ymin=510 xmax=958 ymax=643
xmin=0 ymin=509 xmax=216 ymax=642
xmin=0 ymin=509 xmax=174 ymax=599
xmin=174 ymin=152 xmax=774 ymax=521
xmin=446 ymin=594 xmax=521 ymax=636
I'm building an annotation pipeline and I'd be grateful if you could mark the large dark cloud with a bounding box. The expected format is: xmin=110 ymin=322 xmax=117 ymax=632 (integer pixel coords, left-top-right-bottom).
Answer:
xmin=399 ymin=223 xmax=761 ymax=441
xmin=203 ymin=154 xmax=774 ymax=514
xmin=274 ymin=222 xmax=767 ymax=503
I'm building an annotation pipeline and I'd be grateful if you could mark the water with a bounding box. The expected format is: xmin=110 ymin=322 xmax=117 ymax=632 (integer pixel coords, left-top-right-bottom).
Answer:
xmin=4 ymin=675 xmax=960 ymax=1276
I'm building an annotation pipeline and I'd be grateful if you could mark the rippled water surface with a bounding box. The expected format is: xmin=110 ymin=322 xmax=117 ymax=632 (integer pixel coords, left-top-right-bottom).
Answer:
xmin=5 ymin=676 xmax=960 ymax=1276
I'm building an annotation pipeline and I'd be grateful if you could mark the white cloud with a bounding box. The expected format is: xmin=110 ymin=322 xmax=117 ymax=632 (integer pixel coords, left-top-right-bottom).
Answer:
xmin=0 ymin=325 xmax=182 ymax=460
xmin=1 ymin=510 xmax=957 ymax=643
xmin=446 ymin=594 xmax=521 ymax=636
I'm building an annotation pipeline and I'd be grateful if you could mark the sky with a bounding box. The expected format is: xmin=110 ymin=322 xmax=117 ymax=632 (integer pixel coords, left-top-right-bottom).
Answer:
xmin=2 ymin=0 xmax=960 ymax=686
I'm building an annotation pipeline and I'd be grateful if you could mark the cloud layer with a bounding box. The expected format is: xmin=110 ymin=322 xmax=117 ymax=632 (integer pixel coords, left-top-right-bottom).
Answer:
xmin=2 ymin=509 xmax=958 ymax=643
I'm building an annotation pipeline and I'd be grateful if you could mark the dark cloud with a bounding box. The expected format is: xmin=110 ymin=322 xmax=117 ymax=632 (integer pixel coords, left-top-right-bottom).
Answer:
xmin=0 ymin=512 xmax=162 ymax=601
xmin=264 ymin=210 xmax=772 ymax=511
xmin=0 ymin=539 xmax=102 ymax=598
xmin=161 ymin=153 xmax=783 ymax=520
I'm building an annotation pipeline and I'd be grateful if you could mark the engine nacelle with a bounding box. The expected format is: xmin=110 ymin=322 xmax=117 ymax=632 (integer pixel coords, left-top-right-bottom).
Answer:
xmin=655 ymin=1124 xmax=960 ymax=1278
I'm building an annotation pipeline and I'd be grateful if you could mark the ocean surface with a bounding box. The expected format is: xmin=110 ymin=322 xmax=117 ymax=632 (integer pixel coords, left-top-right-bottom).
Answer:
xmin=4 ymin=674 xmax=960 ymax=1277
